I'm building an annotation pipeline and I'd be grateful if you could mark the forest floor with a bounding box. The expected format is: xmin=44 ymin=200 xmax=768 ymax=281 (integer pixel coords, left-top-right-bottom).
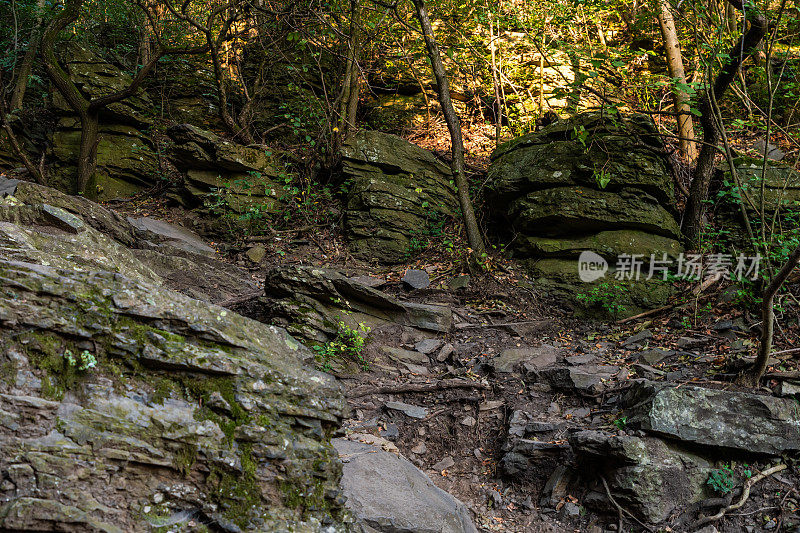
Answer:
xmin=110 ymin=191 xmax=800 ymax=532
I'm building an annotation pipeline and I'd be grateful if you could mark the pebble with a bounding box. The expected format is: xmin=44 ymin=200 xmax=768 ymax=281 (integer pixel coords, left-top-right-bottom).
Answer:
xmin=411 ymin=442 xmax=427 ymax=454
xmin=461 ymin=415 xmax=477 ymax=427
xmin=380 ymin=422 xmax=399 ymax=440
xmin=402 ymin=269 xmax=430 ymax=289
xmin=436 ymin=343 xmax=455 ymax=362
xmin=431 ymin=456 xmax=455 ymax=471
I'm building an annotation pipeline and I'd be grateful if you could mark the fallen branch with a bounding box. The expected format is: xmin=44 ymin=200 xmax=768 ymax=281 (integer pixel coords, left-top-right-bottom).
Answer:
xmin=349 ymin=379 xmax=488 ymax=398
xmin=694 ymin=463 xmax=787 ymax=528
xmin=456 ymin=320 xmax=552 ymax=330
xmin=616 ymin=304 xmax=676 ymax=324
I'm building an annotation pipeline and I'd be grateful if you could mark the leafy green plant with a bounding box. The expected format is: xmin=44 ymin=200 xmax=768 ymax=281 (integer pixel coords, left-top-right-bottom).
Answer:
xmin=594 ymin=168 xmax=611 ymax=189
xmin=63 ymin=349 xmax=98 ymax=372
xmin=707 ymin=465 xmax=736 ymax=494
xmin=577 ymin=282 xmax=628 ymax=318
xmin=313 ymin=320 xmax=371 ymax=372
xmin=612 ymin=416 xmax=627 ymax=430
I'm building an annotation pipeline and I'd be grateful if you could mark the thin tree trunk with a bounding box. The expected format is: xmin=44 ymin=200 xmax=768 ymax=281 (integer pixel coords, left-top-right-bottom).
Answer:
xmin=209 ymin=36 xmax=254 ymax=144
xmin=76 ymin=110 xmax=100 ymax=195
xmin=0 ymin=71 xmax=46 ymax=184
xmin=10 ymin=0 xmax=47 ymax=111
xmin=488 ymin=7 xmax=502 ymax=145
xmin=411 ymin=0 xmax=485 ymax=256
xmin=656 ymin=0 xmax=697 ymax=160
xmin=681 ymin=0 xmax=767 ymax=247
xmin=742 ymin=244 xmax=800 ymax=386
xmin=344 ymin=0 xmax=361 ymax=140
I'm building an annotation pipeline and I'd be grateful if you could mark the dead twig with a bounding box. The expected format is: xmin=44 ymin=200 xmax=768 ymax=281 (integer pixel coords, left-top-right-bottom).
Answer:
xmin=348 ymin=379 xmax=488 ymax=398
xmin=616 ymin=304 xmax=677 ymax=324
xmin=456 ymin=320 xmax=551 ymax=330
xmin=600 ymin=476 xmax=655 ymax=532
xmin=694 ymin=463 xmax=787 ymax=528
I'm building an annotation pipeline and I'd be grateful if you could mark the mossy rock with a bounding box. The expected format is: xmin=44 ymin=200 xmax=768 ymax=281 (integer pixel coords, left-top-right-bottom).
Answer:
xmin=0 ymin=196 xmax=349 ymax=530
xmin=341 ymin=130 xmax=459 ymax=263
xmin=524 ymin=257 xmax=673 ymax=318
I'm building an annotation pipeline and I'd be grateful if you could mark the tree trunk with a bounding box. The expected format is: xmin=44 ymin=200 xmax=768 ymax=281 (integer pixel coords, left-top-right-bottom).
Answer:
xmin=411 ymin=0 xmax=486 ymax=256
xmin=488 ymin=8 xmax=502 ymax=145
xmin=10 ymin=0 xmax=47 ymax=111
xmin=41 ymin=0 xmax=207 ymax=195
xmin=681 ymin=1 xmax=767 ymax=247
xmin=75 ymin=110 xmax=100 ymax=195
xmin=741 ymin=244 xmax=800 ymax=386
xmin=656 ymin=0 xmax=697 ymax=160
xmin=209 ymin=35 xmax=254 ymax=144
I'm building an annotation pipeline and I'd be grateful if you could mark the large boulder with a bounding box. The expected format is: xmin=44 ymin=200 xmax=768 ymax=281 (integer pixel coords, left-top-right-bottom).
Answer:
xmin=166 ymin=124 xmax=283 ymax=212
xmin=53 ymin=44 xmax=154 ymax=128
xmin=334 ymin=437 xmax=477 ymax=533
xmin=624 ymin=380 xmax=800 ymax=456
xmin=720 ymin=156 xmax=800 ymax=210
xmin=0 ymin=222 xmax=348 ymax=530
xmin=145 ymin=59 xmax=221 ymax=128
xmin=342 ymin=130 xmax=459 ymax=263
xmin=50 ymin=118 xmax=159 ymax=200
xmin=486 ymin=113 xmax=683 ymax=315
xmin=570 ymin=430 xmax=714 ymax=524
xmin=0 ymin=177 xmax=257 ymax=305
xmin=261 ymin=265 xmax=452 ymax=345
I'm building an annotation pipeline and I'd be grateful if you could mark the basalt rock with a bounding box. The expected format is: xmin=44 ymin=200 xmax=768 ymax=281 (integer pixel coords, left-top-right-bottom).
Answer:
xmin=341 ymin=130 xmax=459 ymax=263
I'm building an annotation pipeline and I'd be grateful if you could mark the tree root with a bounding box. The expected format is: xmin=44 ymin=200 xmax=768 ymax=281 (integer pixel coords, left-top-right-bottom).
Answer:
xmin=349 ymin=379 xmax=488 ymax=398
xmin=694 ymin=463 xmax=787 ymax=528
xmin=600 ymin=476 xmax=655 ymax=532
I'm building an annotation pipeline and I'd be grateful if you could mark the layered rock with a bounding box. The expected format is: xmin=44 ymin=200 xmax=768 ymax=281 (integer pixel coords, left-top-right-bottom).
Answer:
xmin=342 ymin=130 xmax=459 ymax=263
xmin=50 ymin=117 xmax=159 ymax=200
xmin=261 ymin=265 xmax=452 ymax=345
xmin=0 ymin=177 xmax=256 ymax=305
xmin=47 ymin=45 xmax=160 ymax=200
xmin=624 ymin=380 xmax=800 ymax=456
xmin=0 ymin=184 xmax=348 ymax=530
xmin=716 ymin=156 xmax=800 ymax=247
xmin=166 ymin=123 xmax=282 ymax=212
xmin=570 ymin=430 xmax=714 ymax=524
xmin=486 ymin=112 xmax=683 ymax=314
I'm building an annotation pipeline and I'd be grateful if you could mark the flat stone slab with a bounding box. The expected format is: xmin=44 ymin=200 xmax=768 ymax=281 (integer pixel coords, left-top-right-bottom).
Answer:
xmin=334 ymin=438 xmax=477 ymax=533
xmin=540 ymin=364 xmax=619 ymax=394
xmin=381 ymin=346 xmax=429 ymax=365
xmin=385 ymin=401 xmax=428 ymax=419
xmin=402 ymin=269 xmax=431 ymax=290
xmin=490 ymin=345 xmax=559 ymax=373
xmin=127 ymin=216 xmax=216 ymax=257
xmin=625 ymin=381 xmax=800 ymax=455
